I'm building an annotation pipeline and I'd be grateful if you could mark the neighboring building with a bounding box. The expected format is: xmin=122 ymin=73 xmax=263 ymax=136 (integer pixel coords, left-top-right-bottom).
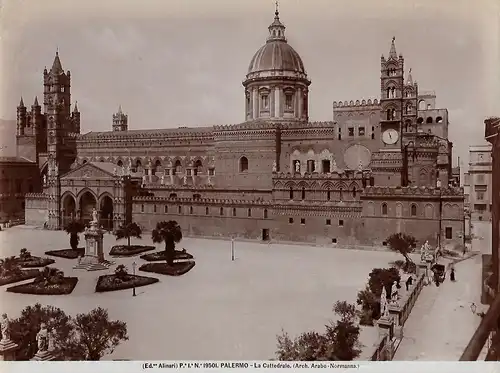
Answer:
xmin=0 ymin=156 xmax=40 ymax=223
xmin=468 ymin=144 xmax=493 ymax=221
xmin=19 ymin=7 xmax=464 ymax=248
xmin=484 ymin=117 xmax=500 ymax=295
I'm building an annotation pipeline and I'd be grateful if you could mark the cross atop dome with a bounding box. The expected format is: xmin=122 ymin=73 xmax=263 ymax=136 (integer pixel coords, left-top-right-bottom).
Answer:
xmin=267 ymin=1 xmax=286 ymax=43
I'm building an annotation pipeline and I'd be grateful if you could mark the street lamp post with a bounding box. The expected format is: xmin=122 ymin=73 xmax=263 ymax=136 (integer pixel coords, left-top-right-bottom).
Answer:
xmin=132 ymin=261 xmax=137 ymax=296
xmin=231 ymin=237 xmax=235 ymax=261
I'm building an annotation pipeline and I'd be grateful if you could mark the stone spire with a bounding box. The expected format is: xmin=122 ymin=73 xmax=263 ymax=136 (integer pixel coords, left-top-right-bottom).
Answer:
xmin=389 ymin=36 xmax=397 ymax=59
xmin=18 ymin=97 xmax=24 ymax=108
xmin=33 ymin=96 xmax=39 ymax=106
xmin=406 ymin=68 xmax=413 ymax=85
xmin=73 ymin=101 xmax=79 ymax=112
xmin=267 ymin=1 xmax=286 ymax=42
xmin=50 ymin=50 xmax=63 ymax=75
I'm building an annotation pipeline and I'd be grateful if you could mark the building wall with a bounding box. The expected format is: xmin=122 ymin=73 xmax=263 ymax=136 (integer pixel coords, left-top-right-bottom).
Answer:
xmin=25 ymin=194 xmax=48 ymax=226
xmin=0 ymin=159 xmax=41 ymax=223
xmin=468 ymin=144 xmax=493 ymax=221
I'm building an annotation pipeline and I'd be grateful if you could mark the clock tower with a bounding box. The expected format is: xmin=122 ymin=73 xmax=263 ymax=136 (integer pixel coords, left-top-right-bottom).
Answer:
xmin=379 ymin=37 xmax=404 ymax=150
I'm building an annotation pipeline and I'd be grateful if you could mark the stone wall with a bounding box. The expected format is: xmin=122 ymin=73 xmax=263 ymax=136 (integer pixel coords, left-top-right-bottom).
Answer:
xmin=24 ymin=193 xmax=48 ymax=226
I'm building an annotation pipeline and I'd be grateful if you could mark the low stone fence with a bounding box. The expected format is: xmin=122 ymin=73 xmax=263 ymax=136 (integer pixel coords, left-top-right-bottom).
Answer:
xmin=369 ymin=271 xmax=426 ymax=360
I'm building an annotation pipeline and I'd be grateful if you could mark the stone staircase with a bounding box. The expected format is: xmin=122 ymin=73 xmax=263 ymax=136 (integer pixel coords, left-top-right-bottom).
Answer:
xmin=73 ymin=259 xmax=114 ymax=271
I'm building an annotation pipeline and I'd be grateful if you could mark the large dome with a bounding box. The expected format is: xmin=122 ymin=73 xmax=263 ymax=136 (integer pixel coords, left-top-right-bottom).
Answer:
xmin=247 ymin=41 xmax=305 ymax=74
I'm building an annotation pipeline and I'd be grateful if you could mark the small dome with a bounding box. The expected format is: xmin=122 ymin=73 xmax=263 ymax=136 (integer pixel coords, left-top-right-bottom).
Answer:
xmin=248 ymin=41 xmax=305 ymax=74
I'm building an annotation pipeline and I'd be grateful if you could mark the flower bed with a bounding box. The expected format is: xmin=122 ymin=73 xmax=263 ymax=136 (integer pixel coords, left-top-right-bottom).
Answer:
xmin=139 ymin=261 xmax=195 ymax=276
xmin=6 ymin=277 xmax=79 ymax=295
xmin=95 ymin=274 xmax=159 ymax=292
xmin=0 ymin=269 xmax=40 ymax=286
xmin=45 ymin=248 xmax=85 ymax=259
xmin=109 ymin=245 xmax=155 ymax=257
xmin=140 ymin=250 xmax=194 ymax=262
xmin=16 ymin=256 xmax=56 ymax=268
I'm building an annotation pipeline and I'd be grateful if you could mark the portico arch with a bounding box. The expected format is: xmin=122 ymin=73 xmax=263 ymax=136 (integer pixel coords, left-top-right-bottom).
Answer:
xmin=79 ymin=189 xmax=97 ymax=224
xmin=99 ymin=194 xmax=114 ymax=231
xmin=61 ymin=192 xmax=76 ymax=227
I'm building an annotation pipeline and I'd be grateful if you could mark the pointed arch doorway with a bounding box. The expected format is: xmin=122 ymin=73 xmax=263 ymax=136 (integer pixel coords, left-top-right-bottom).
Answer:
xmin=99 ymin=195 xmax=113 ymax=231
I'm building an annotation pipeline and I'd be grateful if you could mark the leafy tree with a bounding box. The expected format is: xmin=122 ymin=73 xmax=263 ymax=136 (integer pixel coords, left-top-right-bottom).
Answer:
xmin=0 ymin=256 xmax=22 ymax=277
xmin=9 ymin=303 xmax=76 ymax=360
xmin=19 ymin=248 xmax=32 ymax=260
xmin=386 ymin=233 xmax=417 ymax=272
xmin=64 ymin=220 xmax=85 ymax=250
xmin=36 ymin=267 xmax=65 ymax=285
xmin=114 ymin=222 xmax=142 ymax=247
xmin=356 ymin=268 xmax=400 ymax=325
xmin=72 ymin=307 xmax=129 ymax=361
xmin=151 ymin=220 xmax=182 ymax=266
xmin=114 ymin=264 xmax=129 ymax=281
xmin=276 ymin=301 xmax=361 ymax=361
xmin=9 ymin=303 xmax=128 ymax=361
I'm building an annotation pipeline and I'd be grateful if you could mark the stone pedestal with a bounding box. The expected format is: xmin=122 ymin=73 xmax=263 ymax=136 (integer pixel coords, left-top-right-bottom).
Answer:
xmin=31 ymin=350 xmax=56 ymax=361
xmin=376 ymin=317 xmax=394 ymax=340
xmin=74 ymin=220 xmax=113 ymax=271
xmin=0 ymin=339 xmax=19 ymax=361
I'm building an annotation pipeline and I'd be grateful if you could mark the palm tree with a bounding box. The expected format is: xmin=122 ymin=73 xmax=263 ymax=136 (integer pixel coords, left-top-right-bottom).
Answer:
xmin=151 ymin=220 xmax=182 ymax=266
xmin=114 ymin=222 xmax=142 ymax=247
xmin=114 ymin=264 xmax=129 ymax=281
xmin=37 ymin=267 xmax=65 ymax=285
xmin=0 ymin=256 xmax=22 ymax=277
xmin=64 ymin=220 xmax=86 ymax=250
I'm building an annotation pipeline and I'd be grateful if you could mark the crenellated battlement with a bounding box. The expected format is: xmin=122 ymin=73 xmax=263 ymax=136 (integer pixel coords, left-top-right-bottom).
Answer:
xmin=133 ymin=196 xmax=271 ymax=206
xmin=362 ymin=185 xmax=464 ymax=197
xmin=333 ymin=99 xmax=380 ymax=109
xmin=272 ymin=170 xmax=368 ymax=180
xmin=25 ymin=193 xmax=47 ymax=199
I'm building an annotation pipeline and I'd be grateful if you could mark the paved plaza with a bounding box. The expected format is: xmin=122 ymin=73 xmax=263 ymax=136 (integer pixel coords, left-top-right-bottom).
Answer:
xmin=0 ymin=226 xmax=403 ymax=360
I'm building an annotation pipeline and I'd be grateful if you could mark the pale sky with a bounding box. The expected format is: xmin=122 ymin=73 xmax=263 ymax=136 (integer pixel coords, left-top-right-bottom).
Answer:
xmin=0 ymin=0 xmax=499 ymax=166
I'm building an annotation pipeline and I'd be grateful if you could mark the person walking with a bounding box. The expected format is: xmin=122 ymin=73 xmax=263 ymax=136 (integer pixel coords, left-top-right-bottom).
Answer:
xmin=450 ymin=267 xmax=456 ymax=282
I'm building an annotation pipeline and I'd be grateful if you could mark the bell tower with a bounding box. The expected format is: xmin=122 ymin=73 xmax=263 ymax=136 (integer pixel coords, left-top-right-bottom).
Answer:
xmin=112 ymin=106 xmax=128 ymax=131
xmin=379 ymin=37 xmax=404 ymax=150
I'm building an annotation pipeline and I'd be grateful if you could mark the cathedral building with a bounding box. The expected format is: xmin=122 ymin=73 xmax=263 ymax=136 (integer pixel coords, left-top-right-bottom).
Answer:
xmin=20 ymin=7 xmax=464 ymax=248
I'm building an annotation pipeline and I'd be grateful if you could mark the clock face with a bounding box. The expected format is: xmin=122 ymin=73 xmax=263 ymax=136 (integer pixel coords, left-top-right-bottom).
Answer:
xmin=382 ymin=129 xmax=399 ymax=145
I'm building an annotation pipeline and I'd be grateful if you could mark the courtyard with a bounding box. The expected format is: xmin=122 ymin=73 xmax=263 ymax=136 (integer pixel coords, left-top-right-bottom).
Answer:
xmin=0 ymin=226 xmax=404 ymax=360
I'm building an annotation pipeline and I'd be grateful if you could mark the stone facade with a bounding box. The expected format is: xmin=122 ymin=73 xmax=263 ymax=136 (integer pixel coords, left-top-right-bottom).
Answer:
xmin=20 ymin=7 xmax=464 ymax=248
xmin=466 ymin=144 xmax=493 ymax=221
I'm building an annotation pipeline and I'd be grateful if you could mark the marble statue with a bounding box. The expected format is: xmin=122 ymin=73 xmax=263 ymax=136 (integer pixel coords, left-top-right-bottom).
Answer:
xmin=294 ymin=161 xmax=300 ymax=173
xmin=380 ymin=287 xmax=389 ymax=318
xmin=43 ymin=174 xmax=47 ymax=185
xmin=142 ymin=175 xmax=147 ymax=185
xmin=391 ymin=281 xmax=399 ymax=301
xmin=36 ymin=323 xmax=49 ymax=352
xmin=113 ymin=167 xmax=117 ymax=176
xmin=332 ymin=159 xmax=337 ymax=171
xmin=358 ymin=160 xmax=363 ymax=172
xmin=161 ymin=175 xmax=165 ymax=185
xmin=91 ymin=208 xmax=98 ymax=224
xmin=183 ymin=174 xmax=187 ymax=185
xmin=54 ymin=163 xmax=58 ymax=176
xmin=272 ymin=161 xmax=277 ymax=172
xmin=0 ymin=313 xmax=11 ymax=341
xmin=436 ymin=179 xmax=442 ymax=188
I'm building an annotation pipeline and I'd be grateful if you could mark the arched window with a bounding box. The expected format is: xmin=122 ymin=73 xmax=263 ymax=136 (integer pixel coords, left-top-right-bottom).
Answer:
xmin=220 ymin=207 xmax=224 ymax=216
xmin=153 ymin=205 xmax=157 ymax=213
xmin=189 ymin=206 xmax=193 ymax=214
xmin=386 ymin=88 xmax=391 ymax=99
xmin=411 ymin=204 xmax=417 ymax=216
xmin=264 ymin=209 xmax=268 ymax=219
xmin=247 ymin=208 xmax=252 ymax=217
xmin=169 ymin=193 xmax=177 ymax=199
xmin=136 ymin=159 xmax=142 ymax=169
xmin=289 ymin=187 xmax=294 ymax=200
xmin=382 ymin=203 xmax=388 ymax=215
xmin=417 ymin=117 xmax=424 ymax=124
xmin=327 ymin=190 xmax=331 ymax=201
xmin=418 ymin=100 xmax=426 ymax=110
xmin=174 ymin=160 xmax=182 ymax=175
xmin=206 ymin=207 xmax=209 ymax=215
xmin=301 ymin=187 xmax=306 ymax=200
xmin=436 ymin=116 xmax=443 ymax=124
xmin=405 ymin=120 xmax=411 ymax=132
xmin=426 ymin=117 xmax=433 ymax=124
xmin=232 ymin=207 xmax=236 ymax=217
xmin=405 ymin=104 xmax=411 ymax=114
xmin=164 ymin=205 xmax=168 ymax=213
xmin=240 ymin=156 xmax=249 ymax=172
xmin=194 ymin=160 xmax=202 ymax=176
xmin=117 ymin=160 xmax=123 ymax=167
xmin=178 ymin=205 xmax=182 ymax=214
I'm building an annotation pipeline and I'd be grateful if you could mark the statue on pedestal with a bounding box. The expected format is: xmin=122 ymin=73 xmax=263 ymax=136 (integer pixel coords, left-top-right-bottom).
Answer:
xmin=183 ymin=174 xmax=187 ymax=185
xmin=332 ymin=159 xmax=337 ymax=172
xmin=91 ymin=208 xmax=98 ymax=224
xmin=272 ymin=161 xmax=277 ymax=172
xmin=161 ymin=175 xmax=165 ymax=185
xmin=127 ymin=158 xmax=133 ymax=174
xmin=36 ymin=323 xmax=49 ymax=352
xmin=43 ymin=175 xmax=47 ymax=185
xmin=0 ymin=313 xmax=11 ymax=341
xmin=380 ymin=287 xmax=389 ymax=318
xmin=142 ymin=175 xmax=147 ymax=186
